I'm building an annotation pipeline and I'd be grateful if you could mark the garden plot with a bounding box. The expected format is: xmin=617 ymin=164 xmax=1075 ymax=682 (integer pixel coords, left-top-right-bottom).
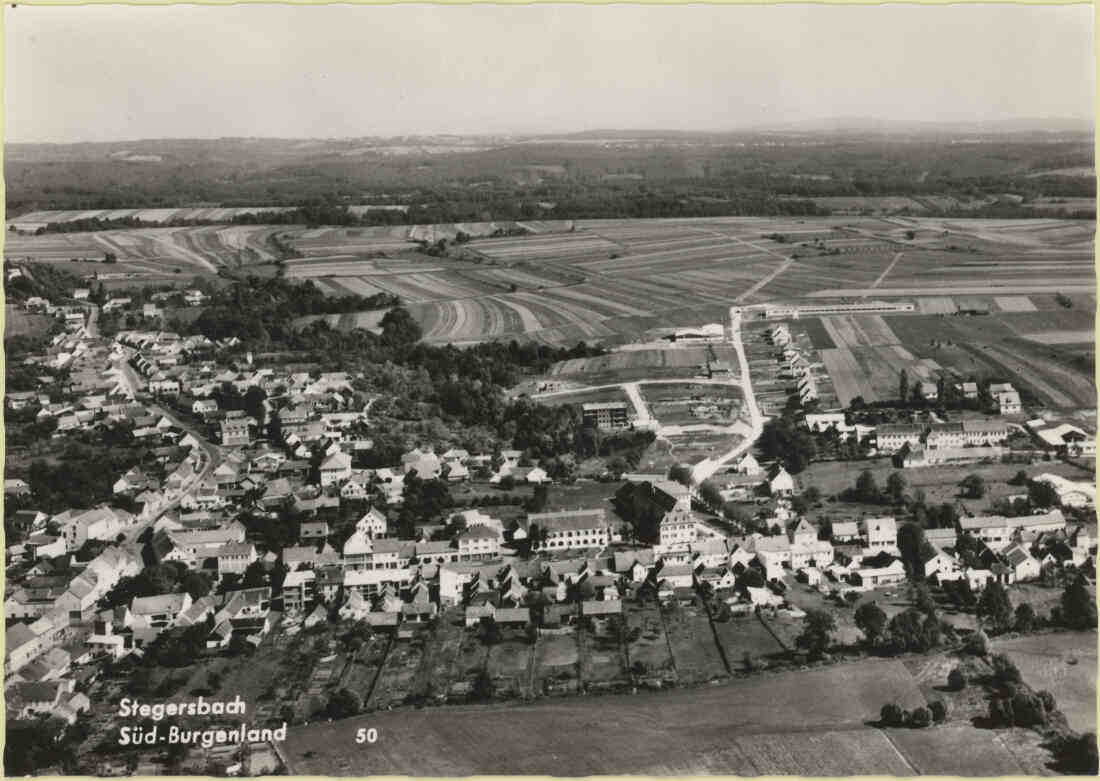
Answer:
xmin=624 ymin=603 xmax=676 ymax=684
xmin=486 ymin=634 xmax=535 ymax=699
xmin=532 ymin=632 xmax=581 ymax=696
xmin=661 ymin=603 xmax=728 ymax=684
xmin=711 ymin=615 xmax=787 ymax=669
xmin=580 ymin=620 xmax=629 ymax=689
xmin=367 ymin=635 xmax=427 ymax=710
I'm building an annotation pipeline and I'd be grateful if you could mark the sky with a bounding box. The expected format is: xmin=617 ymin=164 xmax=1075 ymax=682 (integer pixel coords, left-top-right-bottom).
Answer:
xmin=4 ymin=3 xmax=1095 ymax=143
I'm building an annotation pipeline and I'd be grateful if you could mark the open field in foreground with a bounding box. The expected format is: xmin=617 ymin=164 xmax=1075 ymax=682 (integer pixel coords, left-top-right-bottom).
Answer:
xmin=282 ymin=658 xmax=1023 ymax=776
xmin=994 ymin=631 xmax=1097 ymax=733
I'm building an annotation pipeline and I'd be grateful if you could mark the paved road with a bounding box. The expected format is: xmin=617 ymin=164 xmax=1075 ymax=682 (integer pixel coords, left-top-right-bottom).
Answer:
xmin=121 ymin=403 xmax=223 ymax=544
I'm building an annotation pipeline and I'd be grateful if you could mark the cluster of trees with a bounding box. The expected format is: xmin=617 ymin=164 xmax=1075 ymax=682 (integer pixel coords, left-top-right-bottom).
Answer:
xmin=25 ymin=443 xmax=145 ymax=512
xmin=758 ymin=414 xmax=817 ymax=473
xmin=896 ymin=369 xmax=996 ymax=411
xmin=879 ymin=701 xmax=945 ymax=728
xmin=989 ymin=475 xmax=1061 ymax=516
xmin=395 ymin=474 xmax=454 ymax=537
xmin=853 ymin=601 xmax=953 ymax=655
xmin=104 ymin=562 xmax=213 ymax=609
xmin=188 ymin=276 xmax=398 ymax=344
xmin=5 ymin=714 xmax=91 ymax=775
xmin=985 ymin=654 xmax=1059 ymax=728
xmin=841 ymin=469 xmax=908 ymax=505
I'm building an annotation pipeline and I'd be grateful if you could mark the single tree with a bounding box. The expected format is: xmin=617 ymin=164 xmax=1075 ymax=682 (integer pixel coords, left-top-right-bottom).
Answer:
xmin=854 ymin=602 xmax=888 ymax=646
xmin=1060 ymin=573 xmax=1098 ymax=629
xmin=929 ymin=699 xmax=948 ymax=723
xmin=886 ymin=472 xmax=907 ymax=505
xmin=960 ymin=474 xmax=986 ymax=499
xmin=1014 ymin=603 xmax=1036 ymax=633
xmin=976 ymin=581 xmax=1014 ymax=633
xmin=795 ymin=609 xmax=836 ymax=659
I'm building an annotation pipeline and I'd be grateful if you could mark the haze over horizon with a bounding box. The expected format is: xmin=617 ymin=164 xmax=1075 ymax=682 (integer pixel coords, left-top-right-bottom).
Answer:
xmin=5 ymin=4 xmax=1095 ymax=144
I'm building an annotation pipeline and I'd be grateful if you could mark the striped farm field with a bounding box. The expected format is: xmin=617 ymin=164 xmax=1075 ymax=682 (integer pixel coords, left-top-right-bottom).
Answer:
xmin=1022 ymin=330 xmax=1094 ymax=344
xmin=281 ymin=216 xmax=1094 ymax=348
xmin=916 ymin=297 xmax=959 ymax=314
xmin=993 ymin=296 xmax=1037 ymax=312
xmin=470 ymin=233 xmax=621 ymax=262
xmin=820 ymin=348 xmax=878 ymax=406
xmin=820 ymin=315 xmax=901 ymax=347
xmin=4 ymin=224 xmax=296 ymax=273
xmin=326 ymin=277 xmax=388 ymax=297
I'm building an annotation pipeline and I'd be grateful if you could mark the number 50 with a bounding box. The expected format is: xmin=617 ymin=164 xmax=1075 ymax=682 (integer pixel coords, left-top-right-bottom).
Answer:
xmin=356 ymin=728 xmax=378 ymax=744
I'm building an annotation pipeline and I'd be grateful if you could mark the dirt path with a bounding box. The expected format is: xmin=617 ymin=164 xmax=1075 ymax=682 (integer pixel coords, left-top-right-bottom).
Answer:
xmin=866 ymin=251 xmax=904 ymax=294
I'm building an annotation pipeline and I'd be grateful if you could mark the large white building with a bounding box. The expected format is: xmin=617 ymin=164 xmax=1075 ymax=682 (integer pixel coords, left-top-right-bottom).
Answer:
xmin=527 ymin=509 xmax=610 ymax=551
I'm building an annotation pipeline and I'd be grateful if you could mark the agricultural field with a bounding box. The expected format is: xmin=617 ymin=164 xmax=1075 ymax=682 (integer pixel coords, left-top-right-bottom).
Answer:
xmin=283 ymin=657 xmax=944 ymax=776
xmin=4 ymin=224 xmax=292 ymax=277
xmin=7 ymin=205 xmax=298 ymax=231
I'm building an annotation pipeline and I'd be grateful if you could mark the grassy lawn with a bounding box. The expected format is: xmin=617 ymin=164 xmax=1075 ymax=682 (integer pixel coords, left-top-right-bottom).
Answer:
xmin=798 ymin=457 xmax=1094 ymax=522
xmin=541 ymin=479 xmax=624 ymax=511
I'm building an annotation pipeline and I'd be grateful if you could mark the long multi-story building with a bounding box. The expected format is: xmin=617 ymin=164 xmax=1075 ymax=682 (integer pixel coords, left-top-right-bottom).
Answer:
xmin=582 ymin=402 xmax=630 ymax=430
xmin=526 ymin=509 xmax=610 ymax=551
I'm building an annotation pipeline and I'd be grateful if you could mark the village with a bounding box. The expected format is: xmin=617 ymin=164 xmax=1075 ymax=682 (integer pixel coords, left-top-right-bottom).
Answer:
xmin=3 ymin=278 xmax=1097 ymax=775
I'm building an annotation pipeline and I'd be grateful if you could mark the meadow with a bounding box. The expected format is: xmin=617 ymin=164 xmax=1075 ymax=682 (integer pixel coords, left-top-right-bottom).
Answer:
xmin=281 ymin=657 xmax=979 ymax=776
